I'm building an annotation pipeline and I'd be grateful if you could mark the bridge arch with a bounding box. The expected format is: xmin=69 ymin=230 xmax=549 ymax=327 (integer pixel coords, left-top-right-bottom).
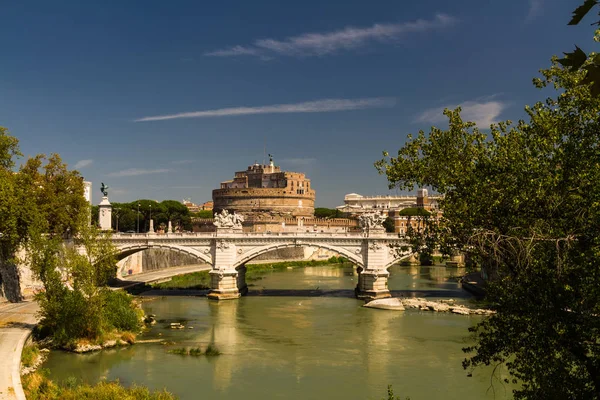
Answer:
xmin=233 ymin=242 xmax=364 ymax=270
xmin=115 ymin=244 xmax=212 ymax=265
xmin=382 ymin=252 xmax=416 ymax=270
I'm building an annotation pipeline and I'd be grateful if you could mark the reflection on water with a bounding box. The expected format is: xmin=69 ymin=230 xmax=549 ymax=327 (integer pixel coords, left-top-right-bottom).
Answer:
xmin=43 ymin=265 xmax=513 ymax=400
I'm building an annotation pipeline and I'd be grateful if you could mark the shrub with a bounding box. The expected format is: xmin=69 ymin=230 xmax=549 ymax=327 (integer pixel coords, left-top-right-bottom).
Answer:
xmin=103 ymin=290 xmax=142 ymax=333
xmin=23 ymin=371 xmax=176 ymax=400
xmin=168 ymin=347 xmax=188 ymax=355
xmin=189 ymin=347 xmax=202 ymax=356
xmin=21 ymin=344 xmax=40 ymax=368
xmin=204 ymin=343 xmax=221 ymax=356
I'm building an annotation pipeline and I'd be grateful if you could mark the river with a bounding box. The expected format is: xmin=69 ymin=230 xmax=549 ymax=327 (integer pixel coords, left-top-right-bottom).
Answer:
xmin=42 ymin=264 xmax=513 ymax=399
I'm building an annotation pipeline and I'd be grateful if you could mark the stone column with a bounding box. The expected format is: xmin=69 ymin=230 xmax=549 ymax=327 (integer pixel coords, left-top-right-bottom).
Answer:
xmin=98 ymin=196 xmax=112 ymax=231
xmin=355 ymin=235 xmax=391 ymax=300
xmin=168 ymin=220 xmax=173 ymax=233
xmin=148 ymin=219 xmax=155 ymax=235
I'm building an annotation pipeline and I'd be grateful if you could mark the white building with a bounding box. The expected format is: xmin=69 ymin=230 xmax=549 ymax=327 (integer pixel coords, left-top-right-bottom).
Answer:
xmin=336 ymin=190 xmax=440 ymax=216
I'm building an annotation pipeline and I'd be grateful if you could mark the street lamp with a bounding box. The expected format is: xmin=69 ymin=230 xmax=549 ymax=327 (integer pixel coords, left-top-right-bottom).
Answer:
xmin=114 ymin=208 xmax=121 ymax=232
xmin=137 ymin=203 xmax=141 ymax=233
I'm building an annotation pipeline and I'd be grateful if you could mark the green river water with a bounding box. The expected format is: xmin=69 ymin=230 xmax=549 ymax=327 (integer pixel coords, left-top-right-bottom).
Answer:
xmin=42 ymin=265 xmax=514 ymax=399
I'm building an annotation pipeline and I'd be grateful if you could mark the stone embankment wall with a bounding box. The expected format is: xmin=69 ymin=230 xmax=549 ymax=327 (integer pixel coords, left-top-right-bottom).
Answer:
xmin=118 ymin=249 xmax=201 ymax=277
xmin=0 ymin=261 xmax=22 ymax=302
xmin=0 ymin=249 xmax=40 ymax=302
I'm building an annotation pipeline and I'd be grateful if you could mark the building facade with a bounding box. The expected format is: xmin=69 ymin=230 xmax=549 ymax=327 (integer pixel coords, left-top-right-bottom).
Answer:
xmin=336 ymin=189 xmax=440 ymax=216
xmin=212 ymin=158 xmax=315 ymax=220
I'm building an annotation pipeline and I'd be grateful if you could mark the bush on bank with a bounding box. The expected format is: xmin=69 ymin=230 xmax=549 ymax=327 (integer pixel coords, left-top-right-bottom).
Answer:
xmin=23 ymin=372 xmax=176 ymax=400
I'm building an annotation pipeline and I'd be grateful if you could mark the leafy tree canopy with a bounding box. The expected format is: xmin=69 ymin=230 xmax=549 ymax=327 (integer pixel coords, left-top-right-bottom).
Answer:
xmin=397 ymin=207 xmax=431 ymax=217
xmin=376 ymin=52 xmax=600 ymax=399
xmin=314 ymin=207 xmax=348 ymax=219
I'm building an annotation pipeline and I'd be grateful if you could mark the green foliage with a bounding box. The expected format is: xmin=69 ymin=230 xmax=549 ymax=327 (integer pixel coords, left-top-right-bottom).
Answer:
xmin=30 ymin=225 xmax=142 ymax=346
xmin=192 ymin=209 xmax=213 ymax=219
xmin=204 ymin=343 xmax=221 ymax=356
xmin=383 ymin=217 xmax=395 ymax=233
xmin=559 ymin=2 xmax=600 ymax=96
xmin=103 ymin=290 xmax=144 ymax=333
xmin=152 ymin=271 xmax=211 ymax=290
xmin=111 ymin=199 xmax=192 ymax=232
xmin=167 ymin=345 xmax=220 ymax=356
xmin=397 ymin=207 xmax=430 ymax=216
xmin=381 ymin=385 xmax=410 ymax=400
xmin=314 ymin=207 xmax=347 ymax=218
xmin=376 ymin=53 xmax=600 ymax=398
xmin=168 ymin=347 xmax=188 ymax=356
xmin=21 ymin=344 xmax=40 ymax=368
xmin=23 ymin=371 xmax=176 ymax=400
xmin=188 ymin=347 xmax=203 ymax=356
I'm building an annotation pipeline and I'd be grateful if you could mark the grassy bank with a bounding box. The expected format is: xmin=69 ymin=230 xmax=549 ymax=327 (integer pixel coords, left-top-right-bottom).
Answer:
xmin=152 ymin=256 xmax=352 ymax=290
xmin=23 ymin=372 xmax=176 ymax=400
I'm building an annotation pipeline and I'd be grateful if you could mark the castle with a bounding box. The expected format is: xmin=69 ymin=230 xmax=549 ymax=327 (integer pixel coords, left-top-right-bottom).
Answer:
xmin=212 ymin=156 xmax=315 ymax=219
xmin=210 ymin=157 xmax=356 ymax=233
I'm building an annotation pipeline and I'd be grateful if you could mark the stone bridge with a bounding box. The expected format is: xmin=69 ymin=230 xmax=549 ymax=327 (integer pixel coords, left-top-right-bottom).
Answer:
xmin=110 ymin=228 xmax=411 ymax=300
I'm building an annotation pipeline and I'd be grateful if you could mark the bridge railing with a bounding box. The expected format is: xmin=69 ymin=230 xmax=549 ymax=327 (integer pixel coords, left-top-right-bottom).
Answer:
xmin=110 ymin=231 xmax=402 ymax=239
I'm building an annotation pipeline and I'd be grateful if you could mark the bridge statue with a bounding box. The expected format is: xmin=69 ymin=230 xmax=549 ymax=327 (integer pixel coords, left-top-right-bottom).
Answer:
xmin=100 ymin=182 xmax=109 ymax=197
xmin=358 ymin=212 xmax=387 ymax=232
xmin=213 ymin=210 xmax=244 ymax=229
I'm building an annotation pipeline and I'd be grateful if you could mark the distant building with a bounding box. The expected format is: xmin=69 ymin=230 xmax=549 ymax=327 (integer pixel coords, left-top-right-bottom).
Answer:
xmin=83 ymin=181 xmax=92 ymax=204
xmin=336 ymin=189 xmax=440 ymax=216
xmin=201 ymin=201 xmax=213 ymax=211
xmin=182 ymin=199 xmax=200 ymax=213
xmin=212 ymin=157 xmax=315 ymax=219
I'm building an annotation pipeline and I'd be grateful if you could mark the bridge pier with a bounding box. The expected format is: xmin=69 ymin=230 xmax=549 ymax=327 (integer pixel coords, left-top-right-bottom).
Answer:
xmin=236 ymin=265 xmax=248 ymax=296
xmin=355 ymin=268 xmax=391 ymax=300
xmin=207 ymin=269 xmax=241 ymax=300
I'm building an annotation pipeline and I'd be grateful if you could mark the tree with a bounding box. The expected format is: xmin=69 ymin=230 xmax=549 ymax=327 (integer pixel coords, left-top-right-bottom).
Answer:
xmin=383 ymin=216 xmax=395 ymax=233
xmin=559 ymin=2 xmax=600 ymax=96
xmin=0 ymin=127 xmax=25 ymax=300
xmin=156 ymin=200 xmax=192 ymax=231
xmin=314 ymin=207 xmax=347 ymax=219
xmin=375 ymin=54 xmax=600 ymax=398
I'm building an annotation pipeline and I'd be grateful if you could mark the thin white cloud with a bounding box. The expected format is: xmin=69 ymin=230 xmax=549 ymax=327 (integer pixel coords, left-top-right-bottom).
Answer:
xmin=526 ymin=0 xmax=544 ymax=21
xmin=74 ymin=159 xmax=93 ymax=169
xmin=108 ymin=168 xmax=171 ymax=177
xmin=205 ymin=45 xmax=262 ymax=57
xmin=171 ymin=159 xmax=195 ymax=165
xmin=415 ymin=100 xmax=507 ymax=127
xmin=205 ymin=14 xmax=457 ymax=58
xmin=135 ymin=97 xmax=395 ymax=122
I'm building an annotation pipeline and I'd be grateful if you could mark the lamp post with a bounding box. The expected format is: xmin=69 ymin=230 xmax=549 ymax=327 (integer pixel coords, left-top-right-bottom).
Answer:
xmin=137 ymin=203 xmax=141 ymax=233
xmin=114 ymin=208 xmax=120 ymax=232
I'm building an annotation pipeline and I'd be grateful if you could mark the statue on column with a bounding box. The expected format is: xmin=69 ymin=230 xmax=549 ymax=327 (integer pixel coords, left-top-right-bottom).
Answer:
xmin=213 ymin=210 xmax=244 ymax=229
xmin=100 ymin=182 xmax=109 ymax=197
xmin=358 ymin=212 xmax=386 ymax=231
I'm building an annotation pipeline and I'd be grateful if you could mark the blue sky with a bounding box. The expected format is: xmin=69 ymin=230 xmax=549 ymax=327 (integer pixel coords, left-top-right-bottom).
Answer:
xmin=0 ymin=0 xmax=594 ymax=207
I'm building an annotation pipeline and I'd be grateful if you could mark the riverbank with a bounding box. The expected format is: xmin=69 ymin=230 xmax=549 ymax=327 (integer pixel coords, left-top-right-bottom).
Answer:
xmin=22 ymin=372 xmax=176 ymax=400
